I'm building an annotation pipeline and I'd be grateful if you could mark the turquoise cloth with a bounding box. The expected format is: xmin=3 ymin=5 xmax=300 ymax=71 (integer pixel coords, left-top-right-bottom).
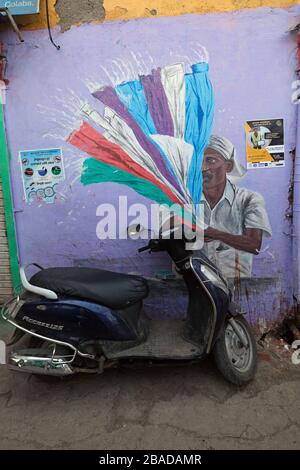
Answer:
xmin=81 ymin=158 xmax=194 ymax=224
xmin=116 ymin=80 xmax=157 ymax=136
xmin=81 ymin=157 xmax=172 ymax=205
xmin=184 ymin=63 xmax=215 ymax=206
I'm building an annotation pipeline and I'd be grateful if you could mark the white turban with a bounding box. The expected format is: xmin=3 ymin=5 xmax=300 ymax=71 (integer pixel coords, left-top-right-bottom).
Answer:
xmin=206 ymin=135 xmax=247 ymax=182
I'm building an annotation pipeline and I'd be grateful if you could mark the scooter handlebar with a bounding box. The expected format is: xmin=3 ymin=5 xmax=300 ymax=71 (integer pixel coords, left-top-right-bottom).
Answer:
xmin=138 ymin=245 xmax=151 ymax=253
xmin=138 ymin=240 xmax=163 ymax=253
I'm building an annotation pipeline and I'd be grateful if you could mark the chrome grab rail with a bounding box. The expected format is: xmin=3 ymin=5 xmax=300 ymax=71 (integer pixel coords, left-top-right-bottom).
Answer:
xmin=1 ymin=297 xmax=95 ymax=362
xmin=20 ymin=264 xmax=58 ymax=300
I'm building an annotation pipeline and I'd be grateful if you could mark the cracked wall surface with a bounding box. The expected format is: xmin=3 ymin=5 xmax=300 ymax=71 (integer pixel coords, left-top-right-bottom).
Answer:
xmin=56 ymin=0 xmax=105 ymax=32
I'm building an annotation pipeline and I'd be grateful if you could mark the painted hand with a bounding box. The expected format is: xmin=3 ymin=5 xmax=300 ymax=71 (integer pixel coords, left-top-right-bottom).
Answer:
xmin=204 ymin=227 xmax=219 ymax=242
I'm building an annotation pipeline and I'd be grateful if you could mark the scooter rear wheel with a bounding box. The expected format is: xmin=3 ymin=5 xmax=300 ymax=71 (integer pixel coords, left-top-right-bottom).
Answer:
xmin=213 ymin=315 xmax=257 ymax=386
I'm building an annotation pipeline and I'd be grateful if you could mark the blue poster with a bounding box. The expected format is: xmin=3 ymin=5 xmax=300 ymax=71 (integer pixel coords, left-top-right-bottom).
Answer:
xmin=19 ymin=148 xmax=65 ymax=204
xmin=0 ymin=1 xmax=40 ymax=15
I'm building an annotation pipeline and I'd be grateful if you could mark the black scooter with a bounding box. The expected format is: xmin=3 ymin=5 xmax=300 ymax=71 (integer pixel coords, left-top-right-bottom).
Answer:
xmin=1 ymin=224 xmax=257 ymax=385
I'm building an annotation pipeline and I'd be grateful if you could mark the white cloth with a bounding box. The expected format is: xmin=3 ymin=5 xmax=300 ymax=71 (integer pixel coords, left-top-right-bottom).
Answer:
xmin=161 ymin=63 xmax=186 ymax=139
xmin=207 ymin=135 xmax=247 ymax=182
xmin=200 ymin=179 xmax=272 ymax=279
xmin=80 ymin=103 xmax=185 ymax=203
xmin=81 ymin=103 xmax=158 ymax=177
xmin=150 ymin=134 xmax=193 ymax=203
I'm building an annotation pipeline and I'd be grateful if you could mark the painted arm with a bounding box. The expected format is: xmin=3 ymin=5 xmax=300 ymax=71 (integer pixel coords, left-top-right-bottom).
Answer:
xmin=204 ymin=227 xmax=263 ymax=254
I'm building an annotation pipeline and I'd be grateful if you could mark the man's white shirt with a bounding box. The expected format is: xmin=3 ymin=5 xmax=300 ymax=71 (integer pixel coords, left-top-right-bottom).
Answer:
xmin=200 ymin=179 xmax=272 ymax=279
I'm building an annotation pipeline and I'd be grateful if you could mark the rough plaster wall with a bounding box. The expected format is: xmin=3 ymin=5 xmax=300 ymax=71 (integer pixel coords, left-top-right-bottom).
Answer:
xmin=56 ymin=0 xmax=105 ymax=31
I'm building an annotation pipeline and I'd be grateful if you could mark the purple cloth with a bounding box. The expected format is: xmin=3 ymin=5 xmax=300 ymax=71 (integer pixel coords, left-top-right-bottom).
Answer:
xmin=93 ymin=86 xmax=182 ymax=195
xmin=141 ymin=68 xmax=174 ymax=137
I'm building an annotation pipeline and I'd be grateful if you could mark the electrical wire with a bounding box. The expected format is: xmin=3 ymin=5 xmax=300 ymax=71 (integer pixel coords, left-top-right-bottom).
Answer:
xmin=46 ymin=0 xmax=60 ymax=50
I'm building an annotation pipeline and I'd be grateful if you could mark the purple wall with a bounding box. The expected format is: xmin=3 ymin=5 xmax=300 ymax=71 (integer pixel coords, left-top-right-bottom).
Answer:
xmin=3 ymin=6 xmax=300 ymax=323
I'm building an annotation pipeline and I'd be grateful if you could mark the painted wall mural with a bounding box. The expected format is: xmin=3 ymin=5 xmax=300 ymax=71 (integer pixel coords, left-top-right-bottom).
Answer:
xmin=202 ymin=136 xmax=272 ymax=280
xmin=4 ymin=7 xmax=299 ymax=322
xmin=65 ymin=58 xmax=271 ymax=282
xmin=67 ymin=61 xmax=214 ymax=219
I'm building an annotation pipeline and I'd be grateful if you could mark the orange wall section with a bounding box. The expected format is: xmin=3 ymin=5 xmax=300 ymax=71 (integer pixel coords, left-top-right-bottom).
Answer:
xmin=105 ymin=0 xmax=300 ymax=21
xmin=9 ymin=0 xmax=300 ymax=30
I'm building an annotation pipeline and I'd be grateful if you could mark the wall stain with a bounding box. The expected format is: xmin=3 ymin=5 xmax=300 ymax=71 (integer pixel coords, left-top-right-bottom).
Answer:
xmin=107 ymin=6 xmax=129 ymax=20
xmin=56 ymin=0 xmax=105 ymax=32
xmin=145 ymin=8 xmax=158 ymax=16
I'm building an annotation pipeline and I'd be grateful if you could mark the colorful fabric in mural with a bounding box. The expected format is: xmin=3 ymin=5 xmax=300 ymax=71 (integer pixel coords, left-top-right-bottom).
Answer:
xmin=68 ymin=61 xmax=215 ymax=221
xmin=81 ymin=158 xmax=172 ymax=206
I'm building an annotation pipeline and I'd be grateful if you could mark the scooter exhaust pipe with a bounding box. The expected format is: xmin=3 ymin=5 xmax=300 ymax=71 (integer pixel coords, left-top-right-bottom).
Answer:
xmin=8 ymin=349 xmax=75 ymax=376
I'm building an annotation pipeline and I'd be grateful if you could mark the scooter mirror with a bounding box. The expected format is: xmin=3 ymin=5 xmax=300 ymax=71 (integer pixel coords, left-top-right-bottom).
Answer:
xmin=127 ymin=224 xmax=144 ymax=238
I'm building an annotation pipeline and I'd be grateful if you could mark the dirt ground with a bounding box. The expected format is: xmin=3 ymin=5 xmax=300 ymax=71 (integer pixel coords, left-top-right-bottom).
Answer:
xmin=0 ymin=333 xmax=299 ymax=450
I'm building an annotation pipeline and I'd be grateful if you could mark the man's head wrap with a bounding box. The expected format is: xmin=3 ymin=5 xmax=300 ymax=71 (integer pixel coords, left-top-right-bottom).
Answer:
xmin=206 ymin=135 xmax=247 ymax=181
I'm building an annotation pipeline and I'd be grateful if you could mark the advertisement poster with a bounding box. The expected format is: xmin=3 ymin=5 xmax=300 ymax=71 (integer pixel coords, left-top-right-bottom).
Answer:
xmin=19 ymin=148 xmax=65 ymax=204
xmin=245 ymin=119 xmax=285 ymax=169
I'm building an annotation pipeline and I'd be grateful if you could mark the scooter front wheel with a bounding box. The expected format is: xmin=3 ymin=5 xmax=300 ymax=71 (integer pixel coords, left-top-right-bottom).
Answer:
xmin=213 ymin=315 xmax=257 ymax=386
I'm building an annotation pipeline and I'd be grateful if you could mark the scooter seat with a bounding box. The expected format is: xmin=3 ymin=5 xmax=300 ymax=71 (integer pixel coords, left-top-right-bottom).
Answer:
xmin=30 ymin=267 xmax=149 ymax=309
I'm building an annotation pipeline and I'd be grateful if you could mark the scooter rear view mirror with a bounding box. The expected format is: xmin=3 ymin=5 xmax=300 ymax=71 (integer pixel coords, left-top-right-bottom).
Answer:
xmin=127 ymin=224 xmax=144 ymax=238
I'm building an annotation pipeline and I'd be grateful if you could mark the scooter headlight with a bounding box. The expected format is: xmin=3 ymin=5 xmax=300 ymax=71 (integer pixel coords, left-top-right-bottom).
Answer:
xmin=200 ymin=265 xmax=229 ymax=295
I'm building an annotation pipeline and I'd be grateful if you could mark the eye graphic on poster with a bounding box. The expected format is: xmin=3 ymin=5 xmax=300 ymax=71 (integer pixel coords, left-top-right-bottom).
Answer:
xmin=38 ymin=167 xmax=48 ymax=177
xmin=24 ymin=168 xmax=34 ymax=177
xmin=52 ymin=166 xmax=62 ymax=176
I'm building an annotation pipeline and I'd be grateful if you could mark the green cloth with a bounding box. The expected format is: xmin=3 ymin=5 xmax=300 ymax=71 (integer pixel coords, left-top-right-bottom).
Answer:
xmin=81 ymin=158 xmax=173 ymax=205
xmin=81 ymin=158 xmax=195 ymax=224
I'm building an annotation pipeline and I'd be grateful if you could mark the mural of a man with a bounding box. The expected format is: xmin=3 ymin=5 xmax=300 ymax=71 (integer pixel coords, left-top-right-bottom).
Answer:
xmin=201 ymin=135 xmax=272 ymax=280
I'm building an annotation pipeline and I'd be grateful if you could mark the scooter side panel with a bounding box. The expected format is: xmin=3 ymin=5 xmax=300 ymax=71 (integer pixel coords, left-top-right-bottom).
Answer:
xmin=14 ymin=294 xmax=139 ymax=345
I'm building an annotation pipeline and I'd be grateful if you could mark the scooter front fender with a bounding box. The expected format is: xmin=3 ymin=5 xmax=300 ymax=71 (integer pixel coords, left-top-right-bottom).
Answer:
xmin=181 ymin=258 xmax=229 ymax=354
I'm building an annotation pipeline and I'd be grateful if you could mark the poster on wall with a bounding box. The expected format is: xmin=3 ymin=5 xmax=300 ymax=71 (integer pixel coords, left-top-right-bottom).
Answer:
xmin=0 ymin=1 xmax=40 ymax=15
xmin=245 ymin=119 xmax=285 ymax=169
xmin=19 ymin=148 xmax=65 ymax=204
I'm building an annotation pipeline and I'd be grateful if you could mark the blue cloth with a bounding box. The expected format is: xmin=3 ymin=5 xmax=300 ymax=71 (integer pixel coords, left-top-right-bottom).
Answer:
xmin=115 ymin=63 xmax=215 ymax=203
xmin=116 ymin=80 xmax=157 ymax=136
xmin=184 ymin=63 xmax=215 ymax=206
xmin=116 ymin=79 xmax=183 ymax=193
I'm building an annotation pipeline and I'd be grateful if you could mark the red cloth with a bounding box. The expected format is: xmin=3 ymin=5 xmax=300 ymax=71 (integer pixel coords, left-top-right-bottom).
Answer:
xmin=68 ymin=121 xmax=182 ymax=205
